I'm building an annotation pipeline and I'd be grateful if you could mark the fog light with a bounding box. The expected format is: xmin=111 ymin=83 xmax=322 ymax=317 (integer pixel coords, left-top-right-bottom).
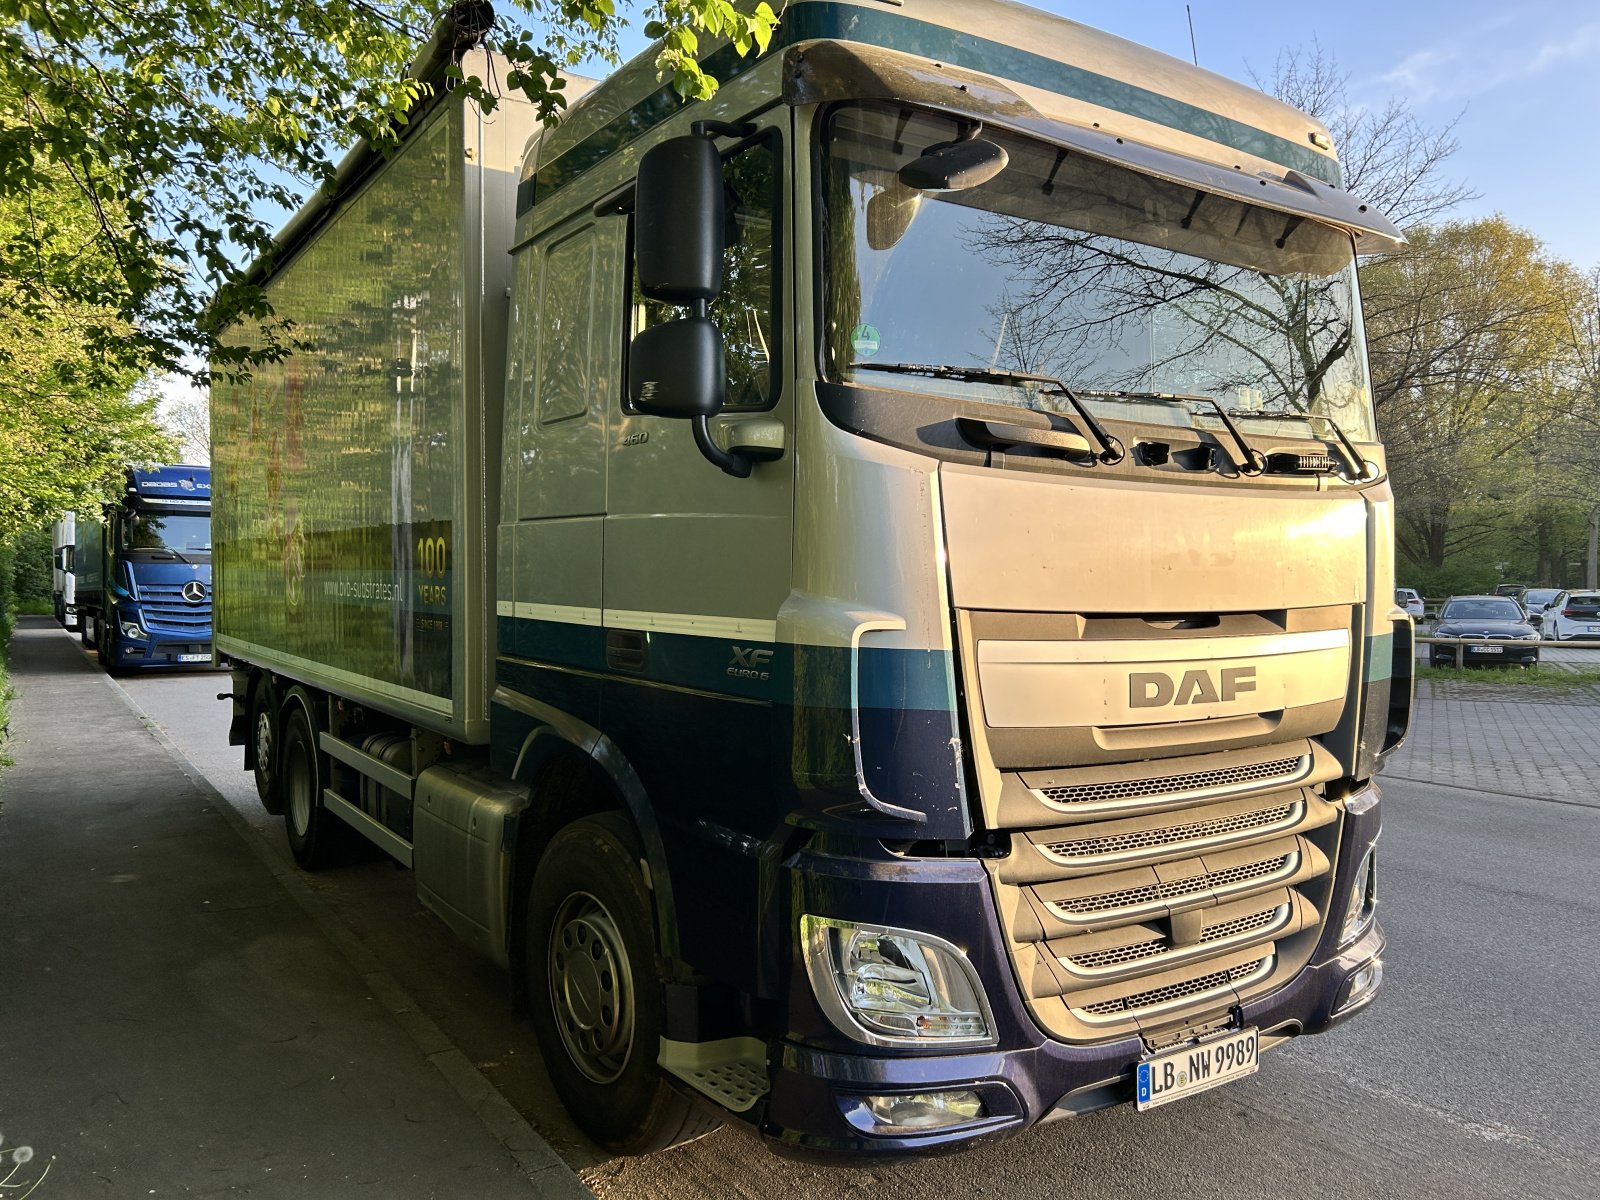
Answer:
xmin=1334 ymin=958 xmax=1383 ymax=1014
xmin=1339 ymin=848 xmax=1377 ymax=947
xmin=802 ymin=916 xmax=996 ymax=1048
xmin=120 ymin=621 xmax=148 ymax=641
xmin=843 ymin=1090 xmax=986 ymax=1134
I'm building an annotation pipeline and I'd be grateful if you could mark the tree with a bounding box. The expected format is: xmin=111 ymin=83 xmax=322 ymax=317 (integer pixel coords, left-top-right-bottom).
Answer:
xmin=0 ymin=0 xmax=776 ymax=387
xmin=1254 ymin=41 xmax=1474 ymax=226
xmin=1358 ymin=218 xmax=1578 ymax=570
xmin=0 ymin=149 xmax=174 ymax=540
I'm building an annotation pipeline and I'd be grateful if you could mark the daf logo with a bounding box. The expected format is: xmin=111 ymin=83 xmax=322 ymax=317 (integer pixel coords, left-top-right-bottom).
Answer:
xmin=1129 ymin=666 xmax=1257 ymax=708
xmin=182 ymin=580 xmax=208 ymax=604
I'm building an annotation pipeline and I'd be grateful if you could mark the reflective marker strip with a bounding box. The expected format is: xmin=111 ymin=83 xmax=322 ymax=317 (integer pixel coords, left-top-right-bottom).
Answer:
xmin=496 ymin=601 xmax=777 ymax=644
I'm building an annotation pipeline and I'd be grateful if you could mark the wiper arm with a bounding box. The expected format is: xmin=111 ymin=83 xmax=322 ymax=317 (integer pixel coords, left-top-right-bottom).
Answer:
xmin=1310 ymin=414 xmax=1377 ymax=482
xmin=851 ymin=362 xmax=1125 ymax=464
xmin=1188 ymin=396 xmax=1267 ymax=476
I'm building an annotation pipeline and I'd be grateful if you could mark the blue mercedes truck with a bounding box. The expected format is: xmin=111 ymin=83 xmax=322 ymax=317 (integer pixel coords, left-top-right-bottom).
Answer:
xmin=76 ymin=465 xmax=214 ymax=673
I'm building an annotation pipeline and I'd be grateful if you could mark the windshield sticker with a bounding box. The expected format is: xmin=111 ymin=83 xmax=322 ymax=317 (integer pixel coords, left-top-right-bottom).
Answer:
xmin=851 ymin=324 xmax=880 ymax=357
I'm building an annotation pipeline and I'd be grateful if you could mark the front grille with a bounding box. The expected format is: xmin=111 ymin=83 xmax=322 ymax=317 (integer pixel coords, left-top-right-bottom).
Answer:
xmin=1049 ymin=851 xmax=1297 ymax=920
xmin=1042 ymin=803 xmax=1296 ymax=860
xmin=139 ymin=583 xmax=212 ymax=632
xmin=1069 ymin=937 xmax=1167 ymax=970
xmin=1079 ymin=957 xmax=1271 ymax=1018
xmin=1037 ymin=755 xmax=1305 ymax=808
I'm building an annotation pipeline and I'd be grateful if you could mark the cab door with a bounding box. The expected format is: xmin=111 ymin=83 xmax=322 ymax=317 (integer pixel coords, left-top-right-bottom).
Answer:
xmin=601 ymin=121 xmax=793 ymax=981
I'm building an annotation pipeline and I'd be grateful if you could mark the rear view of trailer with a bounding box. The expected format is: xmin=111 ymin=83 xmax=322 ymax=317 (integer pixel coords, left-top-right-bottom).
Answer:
xmin=211 ymin=58 xmax=540 ymax=743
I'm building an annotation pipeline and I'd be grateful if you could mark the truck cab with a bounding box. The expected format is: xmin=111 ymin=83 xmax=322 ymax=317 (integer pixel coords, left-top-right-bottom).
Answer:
xmin=77 ymin=466 xmax=215 ymax=672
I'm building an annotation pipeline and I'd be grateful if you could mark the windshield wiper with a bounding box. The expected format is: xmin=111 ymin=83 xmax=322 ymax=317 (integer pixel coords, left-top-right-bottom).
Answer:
xmin=1225 ymin=407 xmax=1378 ymax=482
xmin=152 ymin=547 xmax=196 ymax=565
xmin=851 ymin=362 xmax=1126 ymax=464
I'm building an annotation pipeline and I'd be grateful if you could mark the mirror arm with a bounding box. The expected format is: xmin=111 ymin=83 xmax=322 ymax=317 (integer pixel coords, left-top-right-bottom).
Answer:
xmin=692 ymin=416 xmax=754 ymax=478
xmin=691 ymin=119 xmax=757 ymax=140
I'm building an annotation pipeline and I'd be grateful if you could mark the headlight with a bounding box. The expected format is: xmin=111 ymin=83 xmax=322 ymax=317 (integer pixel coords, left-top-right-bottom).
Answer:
xmin=802 ymin=916 xmax=996 ymax=1047
xmin=1339 ymin=848 xmax=1377 ymax=947
xmin=1520 ymin=631 xmax=1541 ymax=641
xmin=119 ymin=620 xmax=148 ymax=641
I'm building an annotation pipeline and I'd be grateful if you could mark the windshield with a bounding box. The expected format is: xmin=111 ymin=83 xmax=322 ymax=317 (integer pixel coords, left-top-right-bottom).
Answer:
xmin=1524 ymin=589 xmax=1561 ymax=609
xmin=1442 ymin=599 xmax=1523 ymax=621
xmin=821 ymin=103 xmax=1376 ymax=440
xmin=121 ymin=513 xmax=212 ymax=554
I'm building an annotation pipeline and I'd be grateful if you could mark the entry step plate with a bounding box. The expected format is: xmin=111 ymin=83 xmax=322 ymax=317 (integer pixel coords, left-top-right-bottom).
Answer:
xmin=659 ymin=1036 xmax=770 ymax=1113
xmin=1136 ymin=1027 xmax=1259 ymax=1111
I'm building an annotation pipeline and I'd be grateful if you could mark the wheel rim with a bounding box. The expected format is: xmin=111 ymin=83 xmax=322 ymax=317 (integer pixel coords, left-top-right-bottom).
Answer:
xmin=548 ymin=891 xmax=634 ymax=1084
xmin=255 ymin=710 xmax=274 ymax=781
xmin=286 ymin=737 xmax=312 ymax=836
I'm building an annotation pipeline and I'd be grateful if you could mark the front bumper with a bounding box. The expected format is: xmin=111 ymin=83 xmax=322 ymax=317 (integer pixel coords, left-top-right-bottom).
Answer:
xmin=1431 ymin=643 xmax=1539 ymax=666
xmin=756 ymin=787 xmax=1386 ymax=1160
xmin=110 ymin=629 xmax=214 ymax=669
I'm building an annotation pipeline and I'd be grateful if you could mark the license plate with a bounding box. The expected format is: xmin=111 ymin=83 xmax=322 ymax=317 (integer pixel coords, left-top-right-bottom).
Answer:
xmin=177 ymin=653 xmax=211 ymax=663
xmin=1136 ymin=1028 xmax=1258 ymax=1111
xmin=1471 ymin=645 xmax=1503 ymax=654
xmin=1587 ymin=626 xmax=1600 ymax=634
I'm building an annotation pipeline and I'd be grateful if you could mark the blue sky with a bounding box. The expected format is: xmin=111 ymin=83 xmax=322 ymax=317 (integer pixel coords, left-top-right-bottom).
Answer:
xmin=598 ymin=0 xmax=1594 ymax=269
xmin=1032 ymin=0 xmax=1597 ymax=269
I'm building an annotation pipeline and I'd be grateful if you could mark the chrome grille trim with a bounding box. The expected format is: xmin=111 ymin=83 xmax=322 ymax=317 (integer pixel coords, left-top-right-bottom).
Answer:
xmin=1033 ymin=754 xmax=1311 ymax=814
xmin=1076 ymin=955 xmax=1275 ymax=1022
xmin=1060 ymin=903 xmax=1292 ymax=977
xmin=1046 ymin=851 xmax=1300 ymax=923
xmin=1041 ymin=802 xmax=1297 ymax=862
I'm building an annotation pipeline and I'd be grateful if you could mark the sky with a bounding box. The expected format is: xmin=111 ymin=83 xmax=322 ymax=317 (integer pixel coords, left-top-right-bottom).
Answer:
xmin=591 ymin=0 xmax=1596 ymax=268
xmin=967 ymin=0 xmax=1599 ymax=269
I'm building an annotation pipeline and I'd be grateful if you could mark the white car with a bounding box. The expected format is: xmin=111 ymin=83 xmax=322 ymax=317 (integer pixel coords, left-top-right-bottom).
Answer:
xmin=1542 ymin=591 xmax=1600 ymax=640
xmin=1395 ymin=587 xmax=1424 ymax=619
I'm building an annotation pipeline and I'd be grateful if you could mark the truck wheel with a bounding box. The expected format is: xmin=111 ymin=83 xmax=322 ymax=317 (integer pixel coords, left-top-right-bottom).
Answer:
xmin=250 ymin=682 xmax=285 ymax=815
xmin=526 ymin=814 xmax=718 ymax=1154
xmin=280 ymin=694 xmax=344 ymax=869
xmin=97 ymin=617 xmax=126 ymax=676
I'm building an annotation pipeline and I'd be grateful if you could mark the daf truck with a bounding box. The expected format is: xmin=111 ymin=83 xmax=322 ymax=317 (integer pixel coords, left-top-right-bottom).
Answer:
xmin=212 ymin=0 xmax=1413 ymax=1159
xmin=76 ymin=465 xmax=215 ymax=673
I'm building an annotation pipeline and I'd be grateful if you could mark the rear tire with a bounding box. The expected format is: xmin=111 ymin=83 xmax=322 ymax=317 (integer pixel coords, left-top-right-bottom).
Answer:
xmin=526 ymin=813 xmax=718 ymax=1155
xmin=250 ymin=680 xmax=285 ymax=815
xmin=280 ymin=692 xmax=346 ymax=869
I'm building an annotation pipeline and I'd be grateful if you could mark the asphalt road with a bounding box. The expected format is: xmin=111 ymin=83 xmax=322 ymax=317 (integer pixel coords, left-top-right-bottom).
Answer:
xmin=102 ymin=643 xmax=1600 ymax=1200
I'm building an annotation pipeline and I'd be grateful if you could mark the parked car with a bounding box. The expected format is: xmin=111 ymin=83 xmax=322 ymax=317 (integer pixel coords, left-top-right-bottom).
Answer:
xmin=1541 ymin=591 xmax=1600 ymax=641
xmin=1520 ymin=587 xmax=1563 ymax=630
xmin=1430 ymin=595 xmax=1541 ymax=667
xmin=1395 ymin=587 xmax=1425 ymax=619
xmin=1493 ymin=583 xmax=1527 ymax=598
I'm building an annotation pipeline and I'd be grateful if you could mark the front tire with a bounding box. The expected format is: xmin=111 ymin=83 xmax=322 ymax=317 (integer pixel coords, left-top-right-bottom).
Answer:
xmin=526 ymin=814 xmax=717 ymax=1154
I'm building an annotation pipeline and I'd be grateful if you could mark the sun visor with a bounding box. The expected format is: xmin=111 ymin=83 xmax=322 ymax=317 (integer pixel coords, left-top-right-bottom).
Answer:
xmin=784 ymin=40 xmax=1405 ymax=256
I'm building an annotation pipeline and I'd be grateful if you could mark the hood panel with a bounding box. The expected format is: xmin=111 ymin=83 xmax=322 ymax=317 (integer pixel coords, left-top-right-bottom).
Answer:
xmin=940 ymin=465 xmax=1366 ymax=614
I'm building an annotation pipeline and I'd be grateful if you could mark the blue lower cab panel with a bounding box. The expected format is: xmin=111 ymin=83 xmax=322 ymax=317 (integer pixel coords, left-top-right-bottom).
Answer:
xmin=752 ymin=797 xmax=1386 ymax=1159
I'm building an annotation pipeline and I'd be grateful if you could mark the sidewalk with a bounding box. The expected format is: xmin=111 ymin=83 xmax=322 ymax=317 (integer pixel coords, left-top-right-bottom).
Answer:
xmin=1385 ymin=678 xmax=1600 ymax=806
xmin=0 ymin=618 xmax=588 ymax=1198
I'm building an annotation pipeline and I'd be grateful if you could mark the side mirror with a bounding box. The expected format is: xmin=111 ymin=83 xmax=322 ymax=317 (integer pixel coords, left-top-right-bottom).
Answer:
xmin=628 ymin=122 xmax=766 ymax=479
xmin=635 ymin=135 xmax=726 ymax=303
xmin=630 ymin=317 xmax=725 ymax=420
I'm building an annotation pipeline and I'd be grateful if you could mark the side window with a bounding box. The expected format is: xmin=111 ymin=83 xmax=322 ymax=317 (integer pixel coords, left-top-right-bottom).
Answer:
xmin=539 ymin=224 xmax=599 ymax=425
xmin=630 ymin=133 xmax=780 ymax=410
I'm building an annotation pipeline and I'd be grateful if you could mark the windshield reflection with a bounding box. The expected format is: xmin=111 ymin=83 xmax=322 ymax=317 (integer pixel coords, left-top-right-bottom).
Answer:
xmin=822 ymin=103 xmax=1375 ymax=441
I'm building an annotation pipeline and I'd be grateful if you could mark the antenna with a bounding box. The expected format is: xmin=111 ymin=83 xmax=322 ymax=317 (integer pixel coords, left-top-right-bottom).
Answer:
xmin=1186 ymin=4 xmax=1199 ymax=66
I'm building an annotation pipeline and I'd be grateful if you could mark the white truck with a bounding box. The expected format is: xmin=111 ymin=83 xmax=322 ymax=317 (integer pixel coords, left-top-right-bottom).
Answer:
xmin=213 ymin=0 xmax=1411 ymax=1159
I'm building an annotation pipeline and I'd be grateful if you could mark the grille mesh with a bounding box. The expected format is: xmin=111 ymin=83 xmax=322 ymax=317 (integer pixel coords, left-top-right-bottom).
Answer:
xmin=1201 ymin=907 xmax=1281 ymax=943
xmin=1038 ymin=756 xmax=1304 ymax=806
xmin=1079 ymin=958 xmax=1269 ymax=1017
xmin=1043 ymin=804 xmax=1295 ymax=859
xmin=1067 ymin=937 xmax=1167 ymax=970
xmin=1065 ymin=904 xmax=1284 ymax=971
xmin=1051 ymin=853 xmax=1293 ymax=918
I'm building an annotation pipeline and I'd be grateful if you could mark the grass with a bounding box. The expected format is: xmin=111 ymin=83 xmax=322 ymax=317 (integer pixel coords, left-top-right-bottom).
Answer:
xmin=1416 ymin=664 xmax=1600 ymax=689
xmin=0 ymin=618 xmax=11 ymax=769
